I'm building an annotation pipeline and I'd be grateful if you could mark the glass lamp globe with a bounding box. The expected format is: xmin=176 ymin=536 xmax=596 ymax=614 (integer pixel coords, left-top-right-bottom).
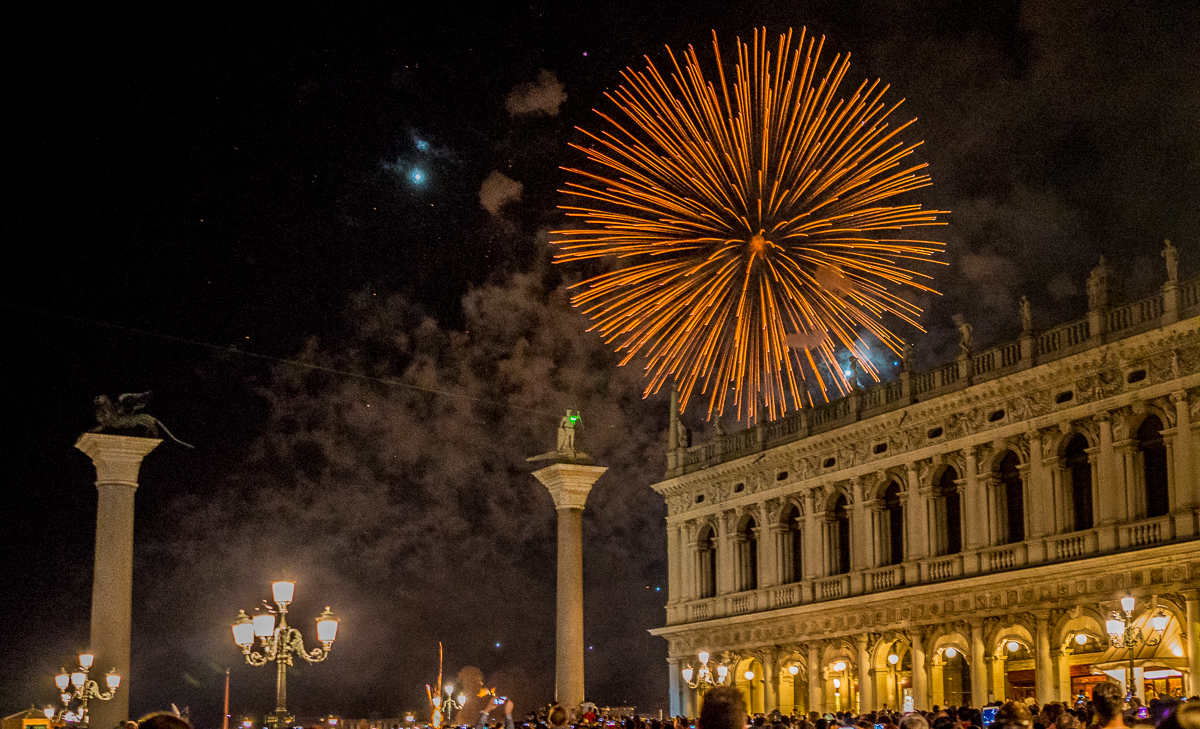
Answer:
xmin=681 ymin=666 xmax=694 ymax=682
xmin=698 ymin=651 xmax=710 ymax=664
xmin=1075 ymin=633 xmax=1088 ymax=645
xmin=272 ymin=580 xmax=296 ymax=605
xmin=70 ymin=671 xmax=86 ymax=688
xmin=1007 ymin=641 xmax=1020 ymax=653
xmin=833 ymin=678 xmax=841 ymax=689
xmin=888 ymin=654 xmax=899 ymax=665
xmin=1151 ymin=611 xmax=1168 ymax=632
xmin=253 ymin=612 xmax=277 ymax=638
xmin=1121 ymin=596 xmax=1136 ymax=614
xmin=945 ymin=647 xmax=957 ymax=659
xmin=43 ymin=708 xmax=55 ymax=720
xmin=457 ymin=694 xmax=466 ymax=706
xmin=1106 ymin=618 xmax=1125 ymax=638
xmin=432 ymin=697 xmax=442 ymax=709
xmin=106 ymin=671 xmax=121 ymax=690
xmin=79 ymin=653 xmax=94 ymax=670
xmin=232 ymin=611 xmax=256 ymax=647
xmin=744 ymin=670 xmax=754 ymax=681
xmin=716 ymin=664 xmax=729 ymax=679
xmin=55 ymin=670 xmax=70 ymax=690
xmin=833 ymin=661 xmax=846 ymax=672
xmin=316 ymin=607 xmax=339 ymax=643
xmin=788 ymin=665 xmax=799 ymax=676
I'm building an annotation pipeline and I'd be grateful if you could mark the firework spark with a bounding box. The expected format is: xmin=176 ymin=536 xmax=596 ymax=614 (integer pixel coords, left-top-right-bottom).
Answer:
xmin=553 ymin=28 xmax=947 ymax=422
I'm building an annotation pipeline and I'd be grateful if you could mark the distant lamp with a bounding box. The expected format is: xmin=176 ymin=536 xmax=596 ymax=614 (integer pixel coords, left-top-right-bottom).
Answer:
xmin=716 ymin=664 xmax=729 ymax=680
xmin=1007 ymin=641 xmax=1020 ymax=653
xmin=55 ymin=670 xmax=70 ymax=691
xmin=43 ymin=708 xmax=55 ymax=720
xmin=744 ymin=670 xmax=755 ymax=681
xmin=106 ymin=671 xmax=121 ymax=690
xmin=833 ymin=661 xmax=846 ymax=672
xmin=888 ymin=654 xmax=899 ymax=665
xmin=1121 ymin=595 xmax=1136 ymax=614
xmin=316 ymin=607 xmax=339 ymax=645
xmin=1075 ymin=633 xmax=1088 ymax=645
xmin=232 ymin=611 xmax=256 ymax=648
xmin=698 ymin=651 xmax=710 ymax=664
xmin=944 ymin=647 xmax=957 ymax=659
xmin=681 ymin=666 xmax=695 ymax=683
xmin=1106 ymin=618 xmax=1126 ymax=637
xmin=1172 ymin=646 xmax=1184 ymax=657
xmin=833 ymin=678 xmax=842 ymax=689
xmin=71 ymin=671 xmax=86 ymax=688
xmin=51 ymin=654 xmax=120 ymax=726
xmin=788 ymin=665 xmax=799 ymax=676
xmin=253 ymin=611 xmax=276 ymax=638
xmin=79 ymin=654 xmax=94 ymax=670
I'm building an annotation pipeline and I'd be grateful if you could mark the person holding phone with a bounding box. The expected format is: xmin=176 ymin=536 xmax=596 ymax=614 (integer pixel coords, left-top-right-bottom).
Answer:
xmin=1092 ymin=683 xmax=1128 ymax=729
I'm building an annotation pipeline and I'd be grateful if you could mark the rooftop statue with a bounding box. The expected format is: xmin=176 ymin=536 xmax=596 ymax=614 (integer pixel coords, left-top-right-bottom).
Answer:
xmin=528 ymin=408 xmax=591 ymax=463
xmin=91 ymin=391 xmax=193 ymax=448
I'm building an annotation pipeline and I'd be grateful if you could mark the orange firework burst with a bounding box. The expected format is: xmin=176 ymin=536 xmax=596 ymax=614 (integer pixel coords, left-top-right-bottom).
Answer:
xmin=553 ymin=28 xmax=948 ymax=422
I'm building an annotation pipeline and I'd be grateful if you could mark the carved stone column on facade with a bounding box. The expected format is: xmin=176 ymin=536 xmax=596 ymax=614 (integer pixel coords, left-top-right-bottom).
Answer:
xmin=910 ymin=628 xmax=928 ymax=710
xmin=970 ymin=620 xmax=988 ymax=708
xmin=1035 ymin=611 xmax=1054 ymax=703
xmin=668 ymin=523 xmax=682 ymax=604
xmin=851 ymin=479 xmax=870 ymax=571
xmin=757 ymin=502 xmax=780 ymax=587
xmin=808 ymin=643 xmax=824 ymax=713
xmin=906 ymin=462 xmax=930 ymax=562
xmin=962 ymin=447 xmax=986 ymax=552
xmin=769 ymin=522 xmax=788 ymax=588
xmin=1171 ymin=392 xmax=1197 ymax=520
xmin=855 ymin=634 xmax=873 ymax=712
xmin=720 ymin=512 xmax=737 ymax=595
xmin=990 ymin=655 xmax=1008 ymax=702
xmin=803 ymin=491 xmax=823 ymax=579
xmin=1185 ymin=590 xmax=1200 ymax=696
xmin=1026 ymin=430 xmax=1053 ymax=539
xmin=1094 ymin=413 xmax=1121 ymax=551
xmin=1053 ymin=648 xmax=1072 ymax=703
xmin=762 ymin=646 xmax=779 ymax=713
xmin=668 ymin=657 xmax=682 ymax=718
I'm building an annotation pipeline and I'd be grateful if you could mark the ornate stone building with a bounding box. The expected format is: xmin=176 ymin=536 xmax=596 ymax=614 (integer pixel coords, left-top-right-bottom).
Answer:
xmin=650 ymin=258 xmax=1200 ymax=717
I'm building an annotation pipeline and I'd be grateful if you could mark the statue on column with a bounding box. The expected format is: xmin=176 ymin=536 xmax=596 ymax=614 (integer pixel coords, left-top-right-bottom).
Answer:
xmin=557 ymin=409 xmax=581 ymax=452
xmin=529 ymin=409 xmax=592 ymax=463
xmin=91 ymin=392 xmax=193 ymax=447
xmin=1162 ymin=239 xmax=1178 ymax=283
xmin=952 ymin=315 xmax=973 ymax=358
xmin=1019 ymin=296 xmax=1032 ymax=333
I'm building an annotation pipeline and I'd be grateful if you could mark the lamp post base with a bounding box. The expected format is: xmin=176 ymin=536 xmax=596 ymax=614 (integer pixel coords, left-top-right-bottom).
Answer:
xmin=266 ymin=711 xmax=295 ymax=729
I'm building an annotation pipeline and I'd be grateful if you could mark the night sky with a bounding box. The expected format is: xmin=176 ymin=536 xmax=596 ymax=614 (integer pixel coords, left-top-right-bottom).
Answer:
xmin=3 ymin=0 xmax=1197 ymax=725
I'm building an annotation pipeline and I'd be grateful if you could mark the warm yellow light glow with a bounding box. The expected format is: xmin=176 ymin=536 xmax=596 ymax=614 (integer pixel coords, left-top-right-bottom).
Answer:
xmin=1151 ymin=611 xmax=1169 ymax=632
xmin=552 ymin=28 xmax=948 ymax=422
xmin=1107 ymin=618 xmax=1125 ymax=637
xmin=1172 ymin=646 xmax=1183 ymax=657
xmin=944 ymin=647 xmax=957 ymax=659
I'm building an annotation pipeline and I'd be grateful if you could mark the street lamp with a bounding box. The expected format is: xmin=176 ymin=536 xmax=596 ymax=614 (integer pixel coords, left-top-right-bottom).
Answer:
xmin=1106 ymin=595 xmax=1166 ymax=700
xmin=441 ymin=685 xmax=464 ymax=724
xmin=48 ymin=653 xmax=120 ymax=727
xmin=888 ymin=652 xmax=900 ymax=709
xmin=681 ymin=651 xmax=731 ymax=696
xmin=232 ymin=581 xmax=339 ymax=729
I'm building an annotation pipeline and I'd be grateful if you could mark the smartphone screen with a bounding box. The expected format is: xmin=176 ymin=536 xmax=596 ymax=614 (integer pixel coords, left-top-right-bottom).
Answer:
xmin=982 ymin=708 xmax=998 ymax=727
xmin=1136 ymin=707 xmax=1149 ymax=719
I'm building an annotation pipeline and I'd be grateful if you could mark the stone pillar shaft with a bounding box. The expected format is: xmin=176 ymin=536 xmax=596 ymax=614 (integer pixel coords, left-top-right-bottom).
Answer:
xmin=1186 ymin=593 xmax=1200 ymax=696
xmin=970 ymin=622 xmax=988 ymax=708
xmin=911 ymin=630 xmax=928 ymax=710
xmin=532 ymin=462 xmax=607 ymax=712
xmin=1035 ymin=614 xmax=1054 ymax=703
xmin=76 ymin=433 xmax=161 ymax=729
xmin=807 ymin=643 xmax=823 ymax=713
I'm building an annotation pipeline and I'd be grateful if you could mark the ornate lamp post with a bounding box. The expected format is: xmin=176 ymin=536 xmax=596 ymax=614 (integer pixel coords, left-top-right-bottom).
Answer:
xmin=1106 ymin=595 xmax=1168 ymax=700
xmin=887 ymin=651 xmax=900 ymax=709
xmin=681 ymin=652 xmax=731 ymax=697
xmin=231 ymin=581 xmax=340 ymax=729
xmin=438 ymin=686 xmax=465 ymax=725
xmin=48 ymin=653 xmax=121 ymax=727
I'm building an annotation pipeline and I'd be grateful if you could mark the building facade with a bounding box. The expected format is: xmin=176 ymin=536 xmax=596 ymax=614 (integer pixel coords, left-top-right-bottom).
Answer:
xmin=650 ymin=260 xmax=1200 ymax=717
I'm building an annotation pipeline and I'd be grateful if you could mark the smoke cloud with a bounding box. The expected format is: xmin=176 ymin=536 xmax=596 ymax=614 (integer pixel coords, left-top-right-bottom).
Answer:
xmin=480 ymin=171 xmax=524 ymax=216
xmin=505 ymin=70 xmax=567 ymax=117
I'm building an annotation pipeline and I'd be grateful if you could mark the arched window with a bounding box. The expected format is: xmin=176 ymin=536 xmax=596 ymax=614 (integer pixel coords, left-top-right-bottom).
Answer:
xmin=935 ymin=467 xmax=962 ymax=556
xmin=784 ymin=505 xmax=804 ymax=583
xmin=1138 ymin=416 xmax=1169 ymax=518
xmin=742 ymin=518 xmax=759 ymax=591
xmin=834 ymin=494 xmax=851 ymax=575
xmin=698 ymin=526 xmax=717 ymax=598
xmin=883 ymin=482 xmax=905 ymax=566
xmin=999 ymin=452 xmax=1025 ymax=544
xmin=1064 ymin=434 xmax=1093 ymax=530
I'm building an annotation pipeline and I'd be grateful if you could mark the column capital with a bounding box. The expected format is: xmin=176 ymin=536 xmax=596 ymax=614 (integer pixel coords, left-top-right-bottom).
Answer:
xmin=1169 ymin=390 xmax=1189 ymax=404
xmin=531 ymin=463 xmax=608 ymax=510
xmin=1093 ymin=411 xmax=1112 ymax=424
xmin=75 ymin=432 xmax=162 ymax=486
xmin=854 ymin=633 xmax=870 ymax=649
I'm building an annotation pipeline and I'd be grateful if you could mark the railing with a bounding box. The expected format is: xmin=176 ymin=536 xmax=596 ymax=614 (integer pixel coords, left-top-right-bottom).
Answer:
xmin=922 ymin=555 xmax=961 ymax=582
xmin=729 ymin=593 xmax=754 ymax=615
xmin=1108 ymin=296 xmax=1162 ymax=333
xmin=1122 ymin=515 xmax=1174 ymax=548
xmin=979 ymin=543 xmax=1026 ymax=572
xmin=1182 ymin=278 xmax=1200 ymax=308
xmin=689 ymin=600 xmax=711 ymax=620
xmin=817 ymin=575 xmax=847 ymax=600
xmin=1037 ymin=319 xmax=1090 ymax=357
xmin=865 ymin=564 xmax=904 ymax=591
xmin=771 ymin=585 xmax=798 ymax=608
xmin=1048 ymin=533 xmax=1088 ymax=561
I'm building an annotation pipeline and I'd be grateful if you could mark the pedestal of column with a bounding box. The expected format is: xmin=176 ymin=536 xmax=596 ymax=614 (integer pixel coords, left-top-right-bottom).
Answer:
xmin=75 ymin=432 xmax=162 ymax=729
xmin=531 ymin=462 xmax=607 ymax=715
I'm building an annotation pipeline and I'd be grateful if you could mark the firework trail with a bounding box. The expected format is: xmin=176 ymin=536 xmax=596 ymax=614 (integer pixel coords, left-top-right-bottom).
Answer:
xmin=553 ymin=28 xmax=947 ymax=421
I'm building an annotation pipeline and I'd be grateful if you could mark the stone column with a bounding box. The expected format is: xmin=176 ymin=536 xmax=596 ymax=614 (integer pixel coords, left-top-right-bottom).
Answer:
xmin=851 ymin=479 xmax=870 ymax=571
xmin=1026 ymin=430 xmax=1053 ymax=538
xmin=803 ymin=492 xmax=824 ymax=579
xmin=1185 ymin=590 xmax=1200 ymax=696
xmin=763 ymin=647 xmax=779 ymax=713
xmin=1095 ymin=413 xmax=1121 ymax=551
xmin=75 ymin=432 xmax=162 ymax=729
xmin=531 ymin=462 xmax=608 ymax=712
xmin=668 ymin=658 xmax=682 ymax=718
xmin=991 ymin=656 xmax=1008 ymax=702
xmin=962 ymin=448 xmax=986 ymax=551
xmin=667 ymin=523 xmax=682 ymax=605
xmin=970 ymin=621 xmax=988 ymax=708
xmin=1054 ymin=649 xmax=1072 ymax=702
xmin=808 ymin=643 xmax=824 ymax=713
xmin=1171 ymin=393 xmax=1197 ymax=519
xmin=906 ymin=463 xmax=930 ymax=560
xmin=856 ymin=634 xmax=873 ymax=711
xmin=1035 ymin=612 xmax=1054 ymax=703
xmin=911 ymin=629 xmax=928 ymax=710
